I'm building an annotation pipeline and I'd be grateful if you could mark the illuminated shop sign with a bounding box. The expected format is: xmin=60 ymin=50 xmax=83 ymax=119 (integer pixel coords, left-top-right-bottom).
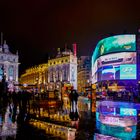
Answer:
xmin=120 ymin=108 xmax=137 ymax=116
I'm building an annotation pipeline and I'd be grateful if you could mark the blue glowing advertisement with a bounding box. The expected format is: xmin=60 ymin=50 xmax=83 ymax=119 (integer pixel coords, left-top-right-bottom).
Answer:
xmin=92 ymin=52 xmax=137 ymax=82
xmin=120 ymin=64 xmax=136 ymax=79
xmin=120 ymin=108 xmax=137 ymax=116
xmin=96 ymin=64 xmax=136 ymax=81
xmin=101 ymin=65 xmax=120 ymax=80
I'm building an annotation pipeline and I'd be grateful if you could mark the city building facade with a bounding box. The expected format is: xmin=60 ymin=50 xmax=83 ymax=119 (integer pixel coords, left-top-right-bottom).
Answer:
xmin=20 ymin=63 xmax=48 ymax=92
xmin=0 ymin=40 xmax=19 ymax=91
xmin=20 ymin=44 xmax=77 ymax=93
xmin=77 ymin=56 xmax=91 ymax=94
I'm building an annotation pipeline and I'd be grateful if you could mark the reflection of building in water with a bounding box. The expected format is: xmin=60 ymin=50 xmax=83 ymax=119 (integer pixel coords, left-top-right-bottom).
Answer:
xmin=0 ymin=104 xmax=19 ymax=138
xmin=95 ymin=101 xmax=140 ymax=140
xmin=30 ymin=106 xmax=71 ymax=123
xmin=30 ymin=119 xmax=76 ymax=140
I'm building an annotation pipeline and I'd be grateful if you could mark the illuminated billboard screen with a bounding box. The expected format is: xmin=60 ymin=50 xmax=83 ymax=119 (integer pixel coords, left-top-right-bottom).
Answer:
xmin=96 ymin=52 xmax=136 ymax=70
xmin=92 ymin=35 xmax=136 ymax=83
xmin=92 ymin=35 xmax=136 ymax=64
xmin=120 ymin=64 xmax=136 ymax=79
xmin=92 ymin=52 xmax=137 ymax=82
xmin=120 ymin=108 xmax=137 ymax=116
xmin=95 ymin=64 xmax=136 ymax=81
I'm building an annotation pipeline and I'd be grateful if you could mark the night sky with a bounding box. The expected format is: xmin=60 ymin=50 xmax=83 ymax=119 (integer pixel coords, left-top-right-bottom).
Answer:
xmin=0 ymin=0 xmax=140 ymax=75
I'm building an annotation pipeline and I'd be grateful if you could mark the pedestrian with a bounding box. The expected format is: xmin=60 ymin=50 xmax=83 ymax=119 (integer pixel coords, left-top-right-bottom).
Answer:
xmin=118 ymin=92 xmax=122 ymax=101
xmin=128 ymin=92 xmax=131 ymax=102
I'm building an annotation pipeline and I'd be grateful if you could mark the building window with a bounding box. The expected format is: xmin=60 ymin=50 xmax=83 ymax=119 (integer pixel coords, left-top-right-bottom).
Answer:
xmin=1 ymin=56 xmax=3 ymax=60
xmin=8 ymin=66 xmax=14 ymax=81
xmin=0 ymin=65 xmax=3 ymax=77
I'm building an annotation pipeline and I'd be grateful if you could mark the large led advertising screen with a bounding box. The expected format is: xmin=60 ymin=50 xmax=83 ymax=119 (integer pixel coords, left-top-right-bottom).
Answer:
xmin=92 ymin=35 xmax=136 ymax=83
xmin=92 ymin=35 xmax=136 ymax=64
xmin=92 ymin=52 xmax=137 ymax=82
xmin=93 ymin=64 xmax=137 ymax=82
xmin=95 ymin=52 xmax=136 ymax=70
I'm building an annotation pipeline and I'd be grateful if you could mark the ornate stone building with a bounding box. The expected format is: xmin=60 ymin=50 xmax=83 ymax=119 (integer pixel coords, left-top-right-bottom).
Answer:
xmin=20 ymin=44 xmax=77 ymax=92
xmin=47 ymin=47 xmax=77 ymax=92
xmin=0 ymin=40 xmax=19 ymax=91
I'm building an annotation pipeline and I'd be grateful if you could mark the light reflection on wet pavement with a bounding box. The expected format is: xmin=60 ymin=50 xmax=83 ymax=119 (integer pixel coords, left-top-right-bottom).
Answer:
xmin=0 ymin=95 xmax=140 ymax=140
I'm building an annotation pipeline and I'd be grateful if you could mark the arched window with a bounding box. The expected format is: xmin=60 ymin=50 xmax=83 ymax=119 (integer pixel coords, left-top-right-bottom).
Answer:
xmin=0 ymin=65 xmax=3 ymax=80
xmin=0 ymin=65 xmax=3 ymax=75
xmin=8 ymin=66 xmax=14 ymax=81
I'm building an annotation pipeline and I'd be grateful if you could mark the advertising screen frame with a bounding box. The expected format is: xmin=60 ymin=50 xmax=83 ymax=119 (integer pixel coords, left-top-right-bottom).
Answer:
xmin=92 ymin=35 xmax=136 ymax=83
